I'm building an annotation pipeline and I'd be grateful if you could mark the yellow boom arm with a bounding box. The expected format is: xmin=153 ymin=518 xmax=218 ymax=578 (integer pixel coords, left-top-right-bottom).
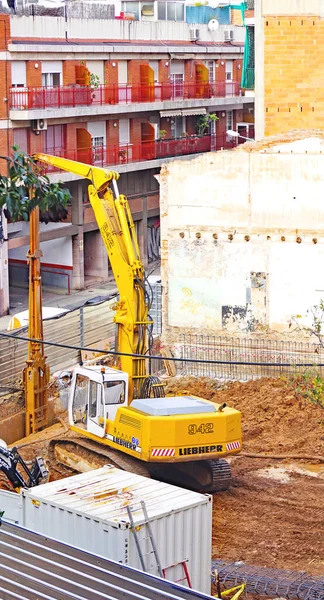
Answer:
xmin=34 ymin=153 xmax=151 ymax=401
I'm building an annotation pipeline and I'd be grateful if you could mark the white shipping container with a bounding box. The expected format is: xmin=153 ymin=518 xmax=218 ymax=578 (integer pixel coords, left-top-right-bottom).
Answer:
xmin=21 ymin=466 xmax=212 ymax=594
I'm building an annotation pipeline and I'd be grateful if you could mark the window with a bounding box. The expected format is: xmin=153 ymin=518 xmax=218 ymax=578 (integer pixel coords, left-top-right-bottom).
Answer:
xmin=44 ymin=125 xmax=65 ymax=154
xmin=141 ymin=2 xmax=154 ymax=16
xmin=157 ymin=2 xmax=185 ymax=21
xmin=103 ymin=381 xmax=126 ymax=405
xmin=175 ymin=2 xmax=184 ymax=21
xmin=11 ymin=61 xmax=26 ymax=88
xmin=207 ymin=61 xmax=215 ymax=83
xmin=42 ymin=72 xmax=61 ymax=87
xmin=89 ymin=380 xmax=99 ymax=418
xmin=170 ymin=73 xmax=184 ymax=99
xmin=226 ymin=60 xmax=233 ymax=81
xmin=13 ymin=128 xmax=28 ymax=153
xmin=171 ymin=116 xmax=184 ymax=138
xmin=41 ymin=60 xmax=62 ymax=87
xmin=226 ymin=110 xmax=233 ymax=131
xmin=157 ymin=1 xmax=166 ymax=19
xmin=92 ymin=136 xmax=104 ymax=149
xmin=123 ymin=1 xmax=140 ymax=19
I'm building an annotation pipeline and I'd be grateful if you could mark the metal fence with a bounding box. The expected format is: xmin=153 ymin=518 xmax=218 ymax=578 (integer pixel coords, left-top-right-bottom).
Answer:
xmin=0 ymin=281 xmax=163 ymax=389
xmin=149 ymin=282 xmax=162 ymax=337
xmin=212 ymin=559 xmax=324 ymax=600
xmin=0 ymin=297 xmax=117 ymax=388
xmin=179 ymin=334 xmax=324 ymax=381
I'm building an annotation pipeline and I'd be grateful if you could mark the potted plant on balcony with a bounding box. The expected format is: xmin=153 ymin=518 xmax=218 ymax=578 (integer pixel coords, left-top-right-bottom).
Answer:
xmin=118 ymin=148 xmax=128 ymax=163
xmin=90 ymin=72 xmax=100 ymax=100
xmin=159 ymin=129 xmax=167 ymax=140
xmin=197 ymin=112 xmax=218 ymax=136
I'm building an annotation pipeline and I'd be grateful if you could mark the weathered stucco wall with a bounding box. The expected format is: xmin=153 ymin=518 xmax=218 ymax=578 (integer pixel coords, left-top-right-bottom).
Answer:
xmin=159 ymin=138 xmax=324 ymax=340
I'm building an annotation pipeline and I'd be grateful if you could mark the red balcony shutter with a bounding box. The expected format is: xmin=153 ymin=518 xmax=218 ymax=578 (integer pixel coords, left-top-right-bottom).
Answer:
xmin=75 ymin=65 xmax=90 ymax=86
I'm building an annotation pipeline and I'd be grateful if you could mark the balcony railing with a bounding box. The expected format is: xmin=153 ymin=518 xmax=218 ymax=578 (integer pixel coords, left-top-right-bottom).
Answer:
xmin=42 ymin=134 xmax=238 ymax=173
xmin=10 ymin=81 xmax=242 ymax=111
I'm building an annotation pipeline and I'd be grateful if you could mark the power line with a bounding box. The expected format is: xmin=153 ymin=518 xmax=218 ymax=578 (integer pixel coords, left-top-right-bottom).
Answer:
xmin=0 ymin=330 xmax=323 ymax=368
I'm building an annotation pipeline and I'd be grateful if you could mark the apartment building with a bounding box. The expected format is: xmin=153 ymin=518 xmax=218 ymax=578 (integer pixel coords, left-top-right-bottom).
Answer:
xmin=0 ymin=1 xmax=255 ymax=315
xmin=255 ymin=0 xmax=323 ymax=138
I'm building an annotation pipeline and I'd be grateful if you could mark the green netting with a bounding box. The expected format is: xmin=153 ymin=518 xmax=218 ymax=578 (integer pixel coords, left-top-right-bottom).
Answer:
xmin=241 ymin=25 xmax=255 ymax=89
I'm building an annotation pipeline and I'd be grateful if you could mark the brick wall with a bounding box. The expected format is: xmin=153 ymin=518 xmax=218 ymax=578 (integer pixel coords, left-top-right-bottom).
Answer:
xmin=233 ymin=59 xmax=242 ymax=85
xmin=159 ymin=60 xmax=169 ymax=86
xmin=29 ymin=129 xmax=44 ymax=154
xmin=62 ymin=60 xmax=80 ymax=86
xmin=128 ymin=60 xmax=149 ymax=84
xmin=0 ymin=16 xmax=10 ymax=51
xmin=216 ymin=59 xmax=225 ymax=85
xmin=106 ymin=120 xmax=119 ymax=146
xmin=130 ymin=117 xmax=142 ymax=145
xmin=216 ymin=111 xmax=226 ymax=140
xmin=0 ymin=61 xmax=10 ymax=118
xmin=0 ymin=129 xmax=12 ymax=171
xmin=105 ymin=60 xmax=118 ymax=85
xmin=26 ymin=60 xmax=42 ymax=87
xmin=264 ymin=16 xmax=324 ymax=135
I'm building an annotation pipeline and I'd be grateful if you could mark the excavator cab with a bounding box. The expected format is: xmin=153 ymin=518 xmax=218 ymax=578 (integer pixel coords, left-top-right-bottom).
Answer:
xmin=69 ymin=366 xmax=128 ymax=439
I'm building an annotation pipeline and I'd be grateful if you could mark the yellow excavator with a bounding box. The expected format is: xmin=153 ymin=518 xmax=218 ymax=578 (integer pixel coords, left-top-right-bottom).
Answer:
xmin=31 ymin=153 xmax=242 ymax=493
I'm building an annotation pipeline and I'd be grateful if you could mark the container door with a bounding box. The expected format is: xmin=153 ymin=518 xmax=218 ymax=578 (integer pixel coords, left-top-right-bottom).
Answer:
xmin=87 ymin=375 xmax=105 ymax=438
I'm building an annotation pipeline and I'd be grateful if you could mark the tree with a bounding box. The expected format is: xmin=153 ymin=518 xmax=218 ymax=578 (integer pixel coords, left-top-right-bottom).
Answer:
xmin=0 ymin=146 xmax=71 ymax=223
xmin=196 ymin=112 xmax=219 ymax=136
xmin=290 ymin=301 xmax=324 ymax=347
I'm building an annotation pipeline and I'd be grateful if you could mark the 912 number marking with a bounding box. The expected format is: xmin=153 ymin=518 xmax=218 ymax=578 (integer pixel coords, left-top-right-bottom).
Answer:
xmin=188 ymin=423 xmax=214 ymax=435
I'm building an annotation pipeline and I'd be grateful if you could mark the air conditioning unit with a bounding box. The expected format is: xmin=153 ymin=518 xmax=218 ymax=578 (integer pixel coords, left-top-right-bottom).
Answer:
xmin=224 ymin=29 xmax=234 ymax=41
xmin=190 ymin=28 xmax=200 ymax=41
xmin=32 ymin=119 xmax=47 ymax=132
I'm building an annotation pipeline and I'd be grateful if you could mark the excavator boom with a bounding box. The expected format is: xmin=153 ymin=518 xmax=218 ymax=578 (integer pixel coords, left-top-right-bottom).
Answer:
xmin=34 ymin=153 xmax=151 ymax=401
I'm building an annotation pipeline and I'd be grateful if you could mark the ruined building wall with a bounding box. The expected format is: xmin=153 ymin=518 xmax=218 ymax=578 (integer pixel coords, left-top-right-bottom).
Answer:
xmin=159 ymin=145 xmax=324 ymax=342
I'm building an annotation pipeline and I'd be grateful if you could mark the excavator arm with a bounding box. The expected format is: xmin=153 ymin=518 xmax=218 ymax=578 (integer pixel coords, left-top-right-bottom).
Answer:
xmin=0 ymin=441 xmax=49 ymax=491
xmin=34 ymin=154 xmax=153 ymax=401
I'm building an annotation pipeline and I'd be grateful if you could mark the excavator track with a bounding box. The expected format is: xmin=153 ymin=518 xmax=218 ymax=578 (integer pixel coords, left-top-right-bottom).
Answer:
xmin=50 ymin=437 xmax=232 ymax=493
xmin=49 ymin=437 xmax=151 ymax=478
xmin=149 ymin=457 xmax=232 ymax=494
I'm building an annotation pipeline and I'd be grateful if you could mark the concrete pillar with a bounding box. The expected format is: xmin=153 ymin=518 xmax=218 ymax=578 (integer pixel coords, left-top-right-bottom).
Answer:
xmin=71 ymin=181 xmax=85 ymax=290
xmin=254 ymin=0 xmax=265 ymax=140
xmin=84 ymin=230 xmax=109 ymax=282
xmin=0 ymin=212 xmax=9 ymax=315
xmin=72 ymin=233 xmax=84 ymax=290
xmin=71 ymin=181 xmax=84 ymax=226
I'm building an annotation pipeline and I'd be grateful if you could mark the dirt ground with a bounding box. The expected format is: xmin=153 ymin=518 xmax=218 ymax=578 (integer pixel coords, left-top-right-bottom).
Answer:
xmin=167 ymin=376 xmax=324 ymax=576
xmin=8 ymin=375 xmax=324 ymax=577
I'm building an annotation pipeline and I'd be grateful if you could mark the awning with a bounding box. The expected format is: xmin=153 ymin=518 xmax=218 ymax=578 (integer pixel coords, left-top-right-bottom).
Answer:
xmin=160 ymin=108 xmax=206 ymax=118
xmin=182 ymin=108 xmax=206 ymax=116
xmin=160 ymin=109 xmax=183 ymax=117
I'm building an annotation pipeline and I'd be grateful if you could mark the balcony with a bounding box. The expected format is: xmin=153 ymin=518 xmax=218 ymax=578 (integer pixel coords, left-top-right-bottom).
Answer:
xmin=41 ymin=134 xmax=238 ymax=176
xmin=9 ymin=81 xmax=243 ymax=119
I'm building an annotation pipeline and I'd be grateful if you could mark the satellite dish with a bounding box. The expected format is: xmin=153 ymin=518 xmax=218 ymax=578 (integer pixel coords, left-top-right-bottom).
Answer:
xmin=208 ymin=18 xmax=220 ymax=31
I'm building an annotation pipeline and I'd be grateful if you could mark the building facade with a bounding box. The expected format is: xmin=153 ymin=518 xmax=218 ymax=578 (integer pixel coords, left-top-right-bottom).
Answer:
xmin=159 ymin=134 xmax=324 ymax=342
xmin=0 ymin=1 xmax=254 ymax=315
xmin=255 ymin=0 xmax=324 ymax=139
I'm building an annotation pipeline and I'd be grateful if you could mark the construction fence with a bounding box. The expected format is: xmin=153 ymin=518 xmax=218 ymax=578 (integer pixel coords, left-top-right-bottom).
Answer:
xmin=0 ymin=282 xmax=163 ymax=389
xmin=0 ymin=298 xmax=117 ymax=388
xmin=178 ymin=334 xmax=324 ymax=381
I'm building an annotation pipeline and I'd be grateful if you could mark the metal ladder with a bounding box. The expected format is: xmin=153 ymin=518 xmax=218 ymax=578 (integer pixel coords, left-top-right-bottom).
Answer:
xmin=127 ymin=500 xmax=163 ymax=578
